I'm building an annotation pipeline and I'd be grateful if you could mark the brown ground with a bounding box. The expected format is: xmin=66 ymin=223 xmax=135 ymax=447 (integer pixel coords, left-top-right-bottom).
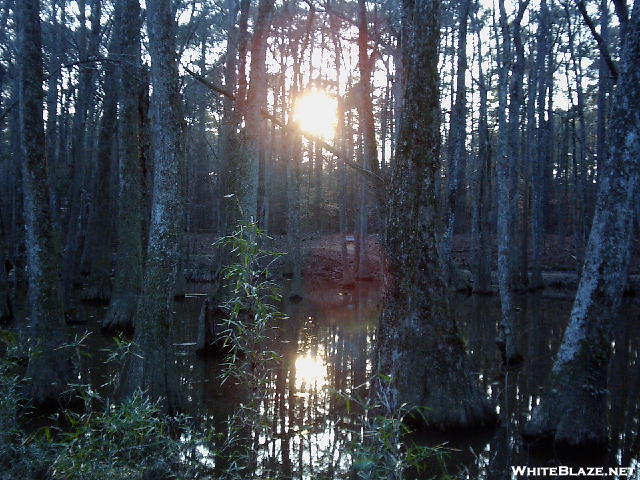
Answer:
xmin=185 ymin=232 xmax=640 ymax=285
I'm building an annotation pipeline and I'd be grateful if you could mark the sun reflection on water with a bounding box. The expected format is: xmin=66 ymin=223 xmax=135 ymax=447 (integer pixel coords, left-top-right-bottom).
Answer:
xmin=295 ymin=353 xmax=328 ymax=390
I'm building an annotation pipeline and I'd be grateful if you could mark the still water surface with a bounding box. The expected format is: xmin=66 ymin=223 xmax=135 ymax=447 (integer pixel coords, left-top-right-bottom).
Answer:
xmin=79 ymin=281 xmax=640 ymax=479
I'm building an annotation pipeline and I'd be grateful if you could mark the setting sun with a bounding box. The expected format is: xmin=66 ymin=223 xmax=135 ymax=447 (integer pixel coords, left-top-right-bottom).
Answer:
xmin=292 ymin=89 xmax=338 ymax=140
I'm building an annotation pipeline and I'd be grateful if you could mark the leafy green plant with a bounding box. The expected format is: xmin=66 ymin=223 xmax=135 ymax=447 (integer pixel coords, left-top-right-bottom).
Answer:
xmin=215 ymin=220 xmax=286 ymax=390
xmin=0 ymin=330 xmax=53 ymax=479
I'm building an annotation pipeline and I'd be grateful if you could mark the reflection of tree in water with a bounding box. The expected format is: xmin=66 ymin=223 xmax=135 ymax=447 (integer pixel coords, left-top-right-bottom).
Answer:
xmin=244 ymin=281 xmax=379 ymax=478
xmin=79 ymin=286 xmax=640 ymax=478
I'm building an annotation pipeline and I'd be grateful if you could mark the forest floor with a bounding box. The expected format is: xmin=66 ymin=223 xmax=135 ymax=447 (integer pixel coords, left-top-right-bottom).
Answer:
xmin=185 ymin=232 xmax=640 ymax=293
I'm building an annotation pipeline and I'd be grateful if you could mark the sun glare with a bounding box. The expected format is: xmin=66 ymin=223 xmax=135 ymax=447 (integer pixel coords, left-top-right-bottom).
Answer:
xmin=292 ymin=89 xmax=338 ymax=140
xmin=295 ymin=354 xmax=327 ymax=389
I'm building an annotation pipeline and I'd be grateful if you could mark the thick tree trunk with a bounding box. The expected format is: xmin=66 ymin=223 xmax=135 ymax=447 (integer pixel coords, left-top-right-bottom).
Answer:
xmin=102 ymin=0 xmax=144 ymax=331
xmin=119 ymin=0 xmax=185 ymax=414
xmin=524 ymin=2 xmax=640 ymax=453
xmin=373 ymin=0 xmax=495 ymax=429
xmin=18 ymin=0 xmax=73 ymax=407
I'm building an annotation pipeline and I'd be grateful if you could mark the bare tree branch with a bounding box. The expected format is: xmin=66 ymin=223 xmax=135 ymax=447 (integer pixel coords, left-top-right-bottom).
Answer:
xmin=575 ymin=0 xmax=618 ymax=83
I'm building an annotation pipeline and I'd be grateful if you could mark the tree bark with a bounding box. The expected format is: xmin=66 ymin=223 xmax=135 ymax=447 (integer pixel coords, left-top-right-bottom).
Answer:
xmin=373 ymin=0 xmax=495 ymax=429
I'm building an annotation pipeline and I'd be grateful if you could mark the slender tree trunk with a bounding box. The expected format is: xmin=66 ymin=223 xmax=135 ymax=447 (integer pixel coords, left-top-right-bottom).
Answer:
xmin=18 ymin=0 xmax=73 ymax=407
xmin=286 ymin=128 xmax=303 ymax=300
xmin=217 ymin=0 xmax=241 ymax=237
xmin=596 ymin=0 xmax=611 ymax=208
xmin=338 ymin=99 xmax=355 ymax=288
xmin=355 ymin=0 xmax=380 ymax=280
xmin=471 ymin=11 xmax=491 ymax=294
xmin=509 ymin=4 xmax=528 ymax=291
xmin=46 ymin=0 xmax=61 ymax=228
xmin=62 ymin=0 xmax=101 ymax=302
xmin=495 ymin=0 xmax=522 ymax=364
xmin=530 ymin=0 xmax=550 ymax=289
xmin=0 ymin=216 xmax=12 ymax=321
xmin=524 ymin=2 xmax=640 ymax=453
xmin=374 ymin=0 xmax=495 ymax=429
xmin=286 ymin=57 xmax=303 ymax=300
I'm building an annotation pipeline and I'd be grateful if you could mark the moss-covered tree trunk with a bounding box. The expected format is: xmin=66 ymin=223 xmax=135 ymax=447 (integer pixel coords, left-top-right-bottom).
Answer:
xmin=17 ymin=0 xmax=73 ymax=407
xmin=523 ymin=2 xmax=640 ymax=453
xmin=373 ymin=0 xmax=495 ymax=429
xmin=119 ymin=0 xmax=185 ymax=414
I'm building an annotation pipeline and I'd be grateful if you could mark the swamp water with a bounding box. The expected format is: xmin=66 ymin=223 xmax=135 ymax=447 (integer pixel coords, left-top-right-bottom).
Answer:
xmin=75 ymin=281 xmax=640 ymax=479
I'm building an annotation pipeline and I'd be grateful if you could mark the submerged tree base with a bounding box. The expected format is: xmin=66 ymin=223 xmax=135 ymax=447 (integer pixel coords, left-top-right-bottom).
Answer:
xmin=522 ymin=377 xmax=609 ymax=456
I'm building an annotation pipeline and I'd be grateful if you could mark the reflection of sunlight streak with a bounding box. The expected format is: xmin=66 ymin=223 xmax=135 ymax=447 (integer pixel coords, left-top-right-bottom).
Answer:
xmin=295 ymin=354 xmax=327 ymax=390
xmin=293 ymin=89 xmax=338 ymax=140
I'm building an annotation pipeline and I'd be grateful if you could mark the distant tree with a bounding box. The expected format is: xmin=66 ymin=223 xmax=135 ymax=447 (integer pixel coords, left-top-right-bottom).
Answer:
xmin=374 ymin=0 xmax=495 ymax=429
xmin=494 ymin=0 xmax=525 ymax=365
xmin=79 ymin=0 xmax=124 ymax=301
xmin=102 ymin=0 xmax=144 ymax=331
